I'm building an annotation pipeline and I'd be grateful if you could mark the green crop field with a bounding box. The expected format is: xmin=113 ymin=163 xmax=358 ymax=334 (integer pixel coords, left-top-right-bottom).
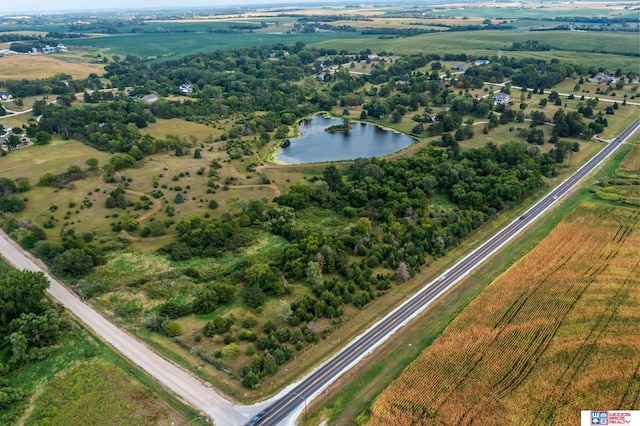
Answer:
xmin=316 ymin=29 xmax=639 ymax=56
xmin=57 ymin=31 xmax=374 ymax=59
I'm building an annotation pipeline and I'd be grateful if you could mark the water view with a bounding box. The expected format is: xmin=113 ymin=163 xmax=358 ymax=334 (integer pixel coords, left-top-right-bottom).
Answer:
xmin=276 ymin=115 xmax=415 ymax=164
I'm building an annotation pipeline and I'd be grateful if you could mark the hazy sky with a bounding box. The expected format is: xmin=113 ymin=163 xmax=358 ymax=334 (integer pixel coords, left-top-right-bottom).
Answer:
xmin=3 ymin=1 xmax=303 ymax=14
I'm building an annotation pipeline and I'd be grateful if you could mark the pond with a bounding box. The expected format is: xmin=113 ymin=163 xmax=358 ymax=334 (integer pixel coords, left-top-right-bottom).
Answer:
xmin=275 ymin=115 xmax=415 ymax=164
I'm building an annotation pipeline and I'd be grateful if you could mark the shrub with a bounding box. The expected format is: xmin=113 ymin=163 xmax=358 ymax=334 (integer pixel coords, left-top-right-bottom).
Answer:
xmin=164 ymin=320 xmax=182 ymax=337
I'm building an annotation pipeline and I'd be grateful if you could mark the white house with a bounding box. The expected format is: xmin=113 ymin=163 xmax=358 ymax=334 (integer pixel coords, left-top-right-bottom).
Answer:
xmin=492 ymin=92 xmax=510 ymax=104
xmin=0 ymin=92 xmax=13 ymax=101
xmin=474 ymin=59 xmax=490 ymax=66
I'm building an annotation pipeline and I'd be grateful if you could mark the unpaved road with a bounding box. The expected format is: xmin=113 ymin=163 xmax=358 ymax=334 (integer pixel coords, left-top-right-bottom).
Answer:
xmin=0 ymin=229 xmax=234 ymax=419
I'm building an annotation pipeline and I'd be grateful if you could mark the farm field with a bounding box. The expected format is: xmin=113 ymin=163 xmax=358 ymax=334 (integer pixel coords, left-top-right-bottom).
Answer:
xmin=315 ymin=30 xmax=640 ymax=70
xmin=58 ymin=30 xmax=373 ymax=60
xmin=366 ymin=203 xmax=640 ymax=425
xmin=0 ymin=55 xmax=102 ymax=80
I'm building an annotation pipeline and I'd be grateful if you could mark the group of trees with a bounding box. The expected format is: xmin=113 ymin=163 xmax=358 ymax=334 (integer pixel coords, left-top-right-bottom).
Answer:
xmin=153 ymin=139 xmax=554 ymax=387
xmin=0 ymin=177 xmax=27 ymax=214
xmin=0 ymin=270 xmax=62 ymax=409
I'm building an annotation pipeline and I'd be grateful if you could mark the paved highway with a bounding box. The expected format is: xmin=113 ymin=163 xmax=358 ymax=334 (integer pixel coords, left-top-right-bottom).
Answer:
xmin=247 ymin=117 xmax=640 ymax=426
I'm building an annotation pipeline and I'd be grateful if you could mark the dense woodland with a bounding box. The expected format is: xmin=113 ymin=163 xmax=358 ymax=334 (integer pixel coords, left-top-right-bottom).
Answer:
xmin=0 ymin=41 xmax=632 ymax=386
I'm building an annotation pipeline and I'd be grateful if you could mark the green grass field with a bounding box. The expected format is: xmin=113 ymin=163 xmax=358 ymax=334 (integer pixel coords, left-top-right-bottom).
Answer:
xmin=315 ymin=30 xmax=640 ymax=71
xmin=1 ymin=314 xmax=197 ymax=425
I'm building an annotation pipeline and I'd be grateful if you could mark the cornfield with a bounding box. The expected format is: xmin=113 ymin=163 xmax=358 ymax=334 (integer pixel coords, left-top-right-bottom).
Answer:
xmin=368 ymin=204 xmax=640 ymax=425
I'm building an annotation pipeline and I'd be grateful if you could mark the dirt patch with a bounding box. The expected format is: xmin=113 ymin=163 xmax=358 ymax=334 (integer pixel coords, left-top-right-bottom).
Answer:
xmin=32 ymin=159 xmax=46 ymax=165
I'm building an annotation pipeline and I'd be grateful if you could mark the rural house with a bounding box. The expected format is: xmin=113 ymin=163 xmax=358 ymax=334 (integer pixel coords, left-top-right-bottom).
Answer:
xmin=492 ymin=92 xmax=511 ymax=104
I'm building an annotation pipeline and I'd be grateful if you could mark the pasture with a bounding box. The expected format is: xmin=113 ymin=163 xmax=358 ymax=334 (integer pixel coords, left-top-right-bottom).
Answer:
xmin=367 ymin=203 xmax=640 ymax=425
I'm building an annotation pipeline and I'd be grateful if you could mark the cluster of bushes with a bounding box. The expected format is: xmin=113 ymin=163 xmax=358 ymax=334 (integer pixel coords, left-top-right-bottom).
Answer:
xmin=0 ymin=177 xmax=28 ymax=214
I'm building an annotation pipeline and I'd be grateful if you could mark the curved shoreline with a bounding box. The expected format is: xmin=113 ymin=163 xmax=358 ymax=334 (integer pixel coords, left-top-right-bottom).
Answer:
xmin=268 ymin=112 xmax=418 ymax=165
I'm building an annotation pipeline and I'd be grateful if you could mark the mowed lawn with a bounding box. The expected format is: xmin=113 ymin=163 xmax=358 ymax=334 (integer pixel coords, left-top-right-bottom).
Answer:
xmin=367 ymin=203 xmax=640 ymax=426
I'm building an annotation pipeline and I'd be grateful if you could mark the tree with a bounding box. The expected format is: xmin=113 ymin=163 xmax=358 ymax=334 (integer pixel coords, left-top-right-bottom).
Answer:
xmin=163 ymin=320 xmax=182 ymax=337
xmin=322 ymin=165 xmax=343 ymax=192
xmin=85 ymin=158 xmax=99 ymax=170
xmin=52 ymin=248 xmax=95 ymax=277
xmin=242 ymin=370 xmax=260 ymax=388
xmin=174 ymin=192 xmax=185 ymax=204
xmin=34 ymin=131 xmax=52 ymax=145
xmin=306 ymin=261 xmax=323 ymax=287
xmin=211 ymin=283 xmax=236 ymax=303
xmin=193 ymin=148 xmax=202 ymax=159
xmin=204 ymin=316 xmax=233 ymax=336
xmin=0 ymin=270 xmax=49 ymax=329
xmin=193 ymin=289 xmax=219 ymax=314
xmin=262 ymin=352 xmax=279 ymax=375
xmin=9 ymin=309 xmax=60 ymax=348
xmin=7 ymin=134 xmax=20 ymax=149
xmin=245 ymin=263 xmax=282 ymax=295
xmin=527 ymin=129 xmax=545 ymax=145
xmin=395 ymin=262 xmax=410 ymax=282
xmin=0 ymin=195 xmax=25 ymax=213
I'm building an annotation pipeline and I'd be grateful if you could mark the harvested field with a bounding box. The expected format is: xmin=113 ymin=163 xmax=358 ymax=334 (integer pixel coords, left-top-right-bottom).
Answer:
xmin=0 ymin=55 xmax=101 ymax=80
xmin=368 ymin=203 xmax=640 ymax=425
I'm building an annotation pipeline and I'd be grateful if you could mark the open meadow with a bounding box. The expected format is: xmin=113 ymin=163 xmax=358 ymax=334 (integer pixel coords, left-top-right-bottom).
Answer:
xmin=367 ymin=203 xmax=640 ymax=425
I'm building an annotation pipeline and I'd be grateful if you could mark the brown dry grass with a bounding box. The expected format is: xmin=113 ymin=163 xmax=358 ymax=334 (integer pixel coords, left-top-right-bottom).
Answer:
xmin=0 ymin=55 xmax=101 ymax=80
xmin=141 ymin=118 xmax=219 ymax=141
xmin=368 ymin=203 xmax=640 ymax=426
